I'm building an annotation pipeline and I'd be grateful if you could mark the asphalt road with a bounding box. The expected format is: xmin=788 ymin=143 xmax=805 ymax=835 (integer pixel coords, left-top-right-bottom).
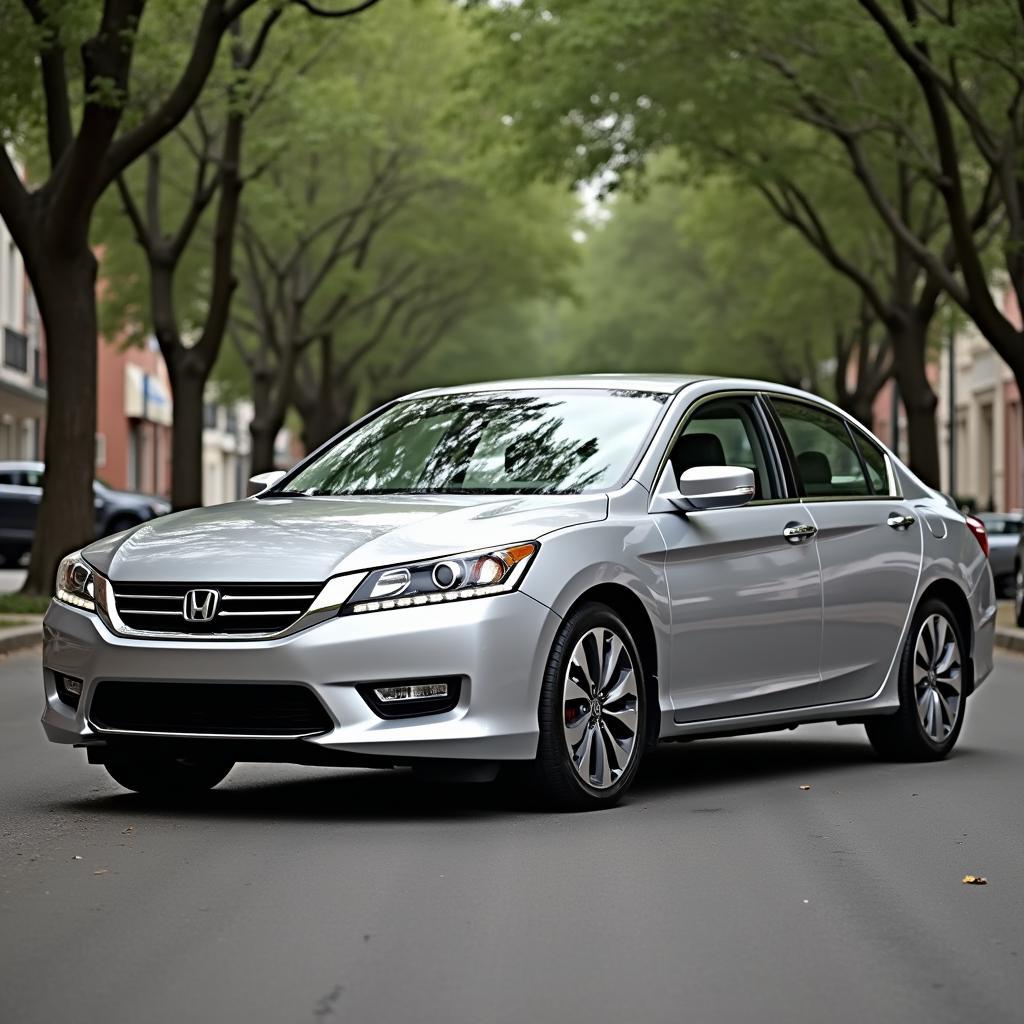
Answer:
xmin=2 ymin=648 xmax=1022 ymax=1024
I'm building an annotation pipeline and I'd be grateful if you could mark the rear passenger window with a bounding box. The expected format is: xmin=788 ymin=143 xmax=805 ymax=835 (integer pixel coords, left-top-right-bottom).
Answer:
xmin=771 ymin=399 xmax=870 ymax=499
xmin=852 ymin=431 xmax=891 ymax=495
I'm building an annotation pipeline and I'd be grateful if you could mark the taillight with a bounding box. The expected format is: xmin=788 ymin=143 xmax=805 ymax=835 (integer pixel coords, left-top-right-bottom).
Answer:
xmin=965 ymin=514 xmax=989 ymax=558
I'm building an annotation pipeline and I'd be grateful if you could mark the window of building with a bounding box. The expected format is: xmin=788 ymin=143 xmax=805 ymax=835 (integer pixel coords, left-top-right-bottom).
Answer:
xmin=3 ymin=327 xmax=28 ymax=372
xmin=6 ymin=238 xmax=17 ymax=323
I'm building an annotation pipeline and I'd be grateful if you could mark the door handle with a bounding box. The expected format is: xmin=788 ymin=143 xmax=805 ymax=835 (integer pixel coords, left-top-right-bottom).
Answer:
xmin=783 ymin=522 xmax=817 ymax=543
xmin=887 ymin=512 xmax=916 ymax=530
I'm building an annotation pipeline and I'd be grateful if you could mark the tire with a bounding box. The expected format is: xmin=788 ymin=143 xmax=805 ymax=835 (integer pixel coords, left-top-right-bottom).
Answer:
xmin=1015 ymin=562 xmax=1024 ymax=628
xmin=864 ymin=598 xmax=967 ymax=762
xmin=529 ymin=602 xmax=647 ymax=810
xmin=104 ymin=756 xmax=234 ymax=796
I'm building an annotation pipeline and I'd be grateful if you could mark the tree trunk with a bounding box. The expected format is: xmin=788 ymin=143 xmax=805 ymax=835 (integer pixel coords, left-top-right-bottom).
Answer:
xmin=249 ymin=370 xmax=284 ymax=475
xmin=22 ymin=251 xmax=99 ymax=594
xmin=299 ymin=398 xmax=350 ymax=453
xmin=844 ymin=395 xmax=876 ymax=432
xmin=166 ymin=357 xmax=206 ymax=511
xmin=250 ymin=418 xmax=283 ymax=476
xmin=889 ymin=316 xmax=940 ymax=488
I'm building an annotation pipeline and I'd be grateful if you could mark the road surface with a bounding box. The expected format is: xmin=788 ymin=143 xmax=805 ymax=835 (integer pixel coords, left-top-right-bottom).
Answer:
xmin=1 ymin=646 xmax=1022 ymax=1024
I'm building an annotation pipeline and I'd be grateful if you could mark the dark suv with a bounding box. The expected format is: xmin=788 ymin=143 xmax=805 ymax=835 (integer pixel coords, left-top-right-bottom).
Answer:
xmin=0 ymin=460 xmax=170 ymax=567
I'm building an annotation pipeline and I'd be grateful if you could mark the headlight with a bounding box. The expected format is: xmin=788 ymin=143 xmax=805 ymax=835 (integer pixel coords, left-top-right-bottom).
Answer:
xmin=55 ymin=552 xmax=96 ymax=611
xmin=149 ymin=500 xmax=171 ymax=517
xmin=345 ymin=542 xmax=538 ymax=614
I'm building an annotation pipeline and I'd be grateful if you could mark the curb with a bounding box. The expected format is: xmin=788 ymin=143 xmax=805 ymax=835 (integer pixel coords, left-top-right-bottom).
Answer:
xmin=995 ymin=626 xmax=1024 ymax=655
xmin=0 ymin=626 xmax=42 ymax=655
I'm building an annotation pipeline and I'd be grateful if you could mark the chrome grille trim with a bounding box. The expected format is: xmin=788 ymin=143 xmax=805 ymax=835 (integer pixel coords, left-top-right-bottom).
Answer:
xmin=95 ymin=573 xmax=365 ymax=642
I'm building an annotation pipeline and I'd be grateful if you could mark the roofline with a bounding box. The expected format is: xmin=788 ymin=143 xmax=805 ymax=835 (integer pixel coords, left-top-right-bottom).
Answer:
xmin=403 ymin=374 xmax=711 ymax=399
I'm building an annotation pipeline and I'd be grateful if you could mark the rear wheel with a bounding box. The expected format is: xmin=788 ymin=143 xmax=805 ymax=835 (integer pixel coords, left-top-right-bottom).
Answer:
xmin=104 ymin=756 xmax=234 ymax=796
xmin=530 ymin=603 xmax=647 ymax=810
xmin=865 ymin=598 xmax=966 ymax=761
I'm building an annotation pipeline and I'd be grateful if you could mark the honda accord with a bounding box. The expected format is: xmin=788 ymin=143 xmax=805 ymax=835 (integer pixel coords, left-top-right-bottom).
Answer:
xmin=41 ymin=376 xmax=996 ymax=809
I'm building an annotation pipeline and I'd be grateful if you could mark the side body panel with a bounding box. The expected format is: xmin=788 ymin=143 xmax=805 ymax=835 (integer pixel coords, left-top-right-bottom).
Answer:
xmin=804 ymin=499 xmax=923 ymax=704
xmin=654 ymin=504 xmax=823 ymax=720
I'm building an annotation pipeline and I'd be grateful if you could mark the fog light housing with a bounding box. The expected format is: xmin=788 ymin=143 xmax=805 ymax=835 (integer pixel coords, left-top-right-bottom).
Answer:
xmin=357 ymin=677 xmax=462 ymax=719
xmin=55 ymin=673 xmax=83 ymax=709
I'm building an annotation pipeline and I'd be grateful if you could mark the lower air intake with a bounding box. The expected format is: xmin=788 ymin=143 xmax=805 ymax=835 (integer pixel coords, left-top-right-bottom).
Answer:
xmin=89 ymin=681 xmax=333 ymax=736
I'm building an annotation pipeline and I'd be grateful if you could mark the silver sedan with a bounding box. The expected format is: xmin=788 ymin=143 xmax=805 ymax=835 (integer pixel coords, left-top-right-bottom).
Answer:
xmin=41 ymin=376 xmax=996 ymax=809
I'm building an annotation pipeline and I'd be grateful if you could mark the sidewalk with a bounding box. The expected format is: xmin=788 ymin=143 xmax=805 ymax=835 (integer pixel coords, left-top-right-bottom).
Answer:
xmin=0 ymin=615 xmax=43 ymax=655
xmin=995 ymin=602 xmax=1024 ymax=654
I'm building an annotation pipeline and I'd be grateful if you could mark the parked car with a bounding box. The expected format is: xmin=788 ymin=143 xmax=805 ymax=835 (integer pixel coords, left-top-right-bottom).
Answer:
xmin=0 ymin=460 xmax=170 ymax=567
xmin=1015 ymin=531 xmax=1024 ymax=627
xmin=41 ymin=376 xmax=996 ymax=809
xmin=976 ymin=512 xmax=1023 ymax=597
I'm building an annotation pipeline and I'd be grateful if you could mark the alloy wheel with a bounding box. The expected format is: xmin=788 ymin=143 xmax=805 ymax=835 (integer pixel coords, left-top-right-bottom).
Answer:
xmin=913 ymin=613 xmax=962 ymax=743
xmin=562 ymin=626 xmax=639 ymax=789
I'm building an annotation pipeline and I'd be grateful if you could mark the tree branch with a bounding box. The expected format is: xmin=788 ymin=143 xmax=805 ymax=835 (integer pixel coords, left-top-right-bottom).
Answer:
xmin=289 ymin=0 xmax=382 ymax=18
xmin=100 ymin=0 xmax=262 ymax=188
xmin=22 ymin=0 xmax=73 ymax=167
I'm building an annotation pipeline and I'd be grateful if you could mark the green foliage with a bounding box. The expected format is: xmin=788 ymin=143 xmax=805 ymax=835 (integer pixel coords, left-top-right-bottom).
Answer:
xmin=0 ymin=593 xmax=50 ymax=615
xmin=220 ymin=0 xmax=578 ymax=426
xmin=542 ymin=163 xmax=850 ymax=388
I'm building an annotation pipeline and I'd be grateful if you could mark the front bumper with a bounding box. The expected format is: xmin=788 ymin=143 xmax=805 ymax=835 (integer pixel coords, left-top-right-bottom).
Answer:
xmin=41 ymin=591 xmax=560 ymax=763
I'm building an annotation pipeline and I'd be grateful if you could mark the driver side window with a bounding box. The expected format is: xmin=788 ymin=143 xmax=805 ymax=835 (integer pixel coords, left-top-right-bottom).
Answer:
xmin=669 ymin=397 xmax=775 ymax=501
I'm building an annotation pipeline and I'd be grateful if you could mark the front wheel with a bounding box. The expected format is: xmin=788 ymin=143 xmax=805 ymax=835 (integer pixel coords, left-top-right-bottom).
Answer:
xmin=1015 ymin=562 xmax=1024 ymax=627
xmin=530 ymin=603 xmax=647 ymax=810
xmin=104 ymin=756 xmax=234 ymax=796
xmin=865 ymin=598 xmax=967 ymax=761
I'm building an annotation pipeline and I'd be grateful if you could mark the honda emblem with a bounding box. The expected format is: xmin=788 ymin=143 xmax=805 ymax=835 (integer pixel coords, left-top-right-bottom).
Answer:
xmin=183 ymin=588 xmax=220 ymax=622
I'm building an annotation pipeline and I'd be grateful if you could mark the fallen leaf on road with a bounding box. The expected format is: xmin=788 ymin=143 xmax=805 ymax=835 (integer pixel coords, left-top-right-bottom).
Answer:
xmin=122 ymin=826 xmax=133 ymax=835
xmin=93 ymin=869 xmax=109 ymax=876
xmin=72 ymin=855 xmax=82 ymax=861
xmin=962 ymin=875 xmax=987 ymax=885
xmin=799 ymin=785 xmax=811 ymax=791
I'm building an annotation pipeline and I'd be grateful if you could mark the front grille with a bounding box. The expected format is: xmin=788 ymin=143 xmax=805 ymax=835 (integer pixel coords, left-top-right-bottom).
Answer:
xmin=89 ymin=681 xmax=333 ymax=736
xmin=109 ymin=581 xmax=321 ymax=636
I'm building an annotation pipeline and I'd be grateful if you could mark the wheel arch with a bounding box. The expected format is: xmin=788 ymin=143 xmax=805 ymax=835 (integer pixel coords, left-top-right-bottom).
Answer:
xmin=916 ymin=578 xmax=976 ymax=695
xmin=563 ymin=583 xmax=661 ymax=748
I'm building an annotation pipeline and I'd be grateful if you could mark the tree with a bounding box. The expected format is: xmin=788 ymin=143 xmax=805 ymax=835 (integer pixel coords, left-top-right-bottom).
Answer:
xmin=0 ymin=0 xmax=380 ymax=593
xmin=470 ymin=0 xmax=1008 ymax=484
xmin=224 ymin=0 xmax=576 ymax=464
xmin=548 ymin=167 xmax=893 ymax=427
xmin=104 ymin=3 xmax=379 ymax=510
xmin=846 ymin=1 xmax=1024 ymax=439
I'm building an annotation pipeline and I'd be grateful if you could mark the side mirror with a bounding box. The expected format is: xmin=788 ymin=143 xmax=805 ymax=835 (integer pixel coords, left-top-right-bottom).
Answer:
xmin=672 ymin=466 xmax=755 ymax=512
xmin=247 ymin=470 xmax=286 ymax=496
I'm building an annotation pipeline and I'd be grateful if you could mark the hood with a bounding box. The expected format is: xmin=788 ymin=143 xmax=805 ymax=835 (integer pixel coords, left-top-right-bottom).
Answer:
xmin=83 ymin=493 xmax=608 ymax=583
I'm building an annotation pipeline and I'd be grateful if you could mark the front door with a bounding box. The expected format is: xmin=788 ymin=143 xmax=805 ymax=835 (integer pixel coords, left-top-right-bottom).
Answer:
xmin=770 ymin=397 xmax=923 ymax=704
xmin=653 ymin=395 xmax=824 ymax=722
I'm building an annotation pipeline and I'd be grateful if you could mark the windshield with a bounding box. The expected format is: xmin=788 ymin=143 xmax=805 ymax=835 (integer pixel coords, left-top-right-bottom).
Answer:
xmin=276 ymin=389 xmax=669 ymax=497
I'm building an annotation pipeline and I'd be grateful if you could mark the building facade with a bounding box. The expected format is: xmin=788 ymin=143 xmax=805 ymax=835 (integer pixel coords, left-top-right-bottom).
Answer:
xmin=96 ymin=335 xmax=173 ymax=496
xmin=202 ymin=397 xmax=253 ymax=506
xmin=0 ymin=209 xmax=45 ymax=460
xmin=937 ymin=287 xmax=1023 ymax=513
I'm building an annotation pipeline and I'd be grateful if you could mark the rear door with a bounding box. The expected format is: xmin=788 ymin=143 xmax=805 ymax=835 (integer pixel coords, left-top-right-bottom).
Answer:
xmin=653 ymin=393 xmax=824 ymax=721
xmin=768 ymin=397 xmax=922 ymax=704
